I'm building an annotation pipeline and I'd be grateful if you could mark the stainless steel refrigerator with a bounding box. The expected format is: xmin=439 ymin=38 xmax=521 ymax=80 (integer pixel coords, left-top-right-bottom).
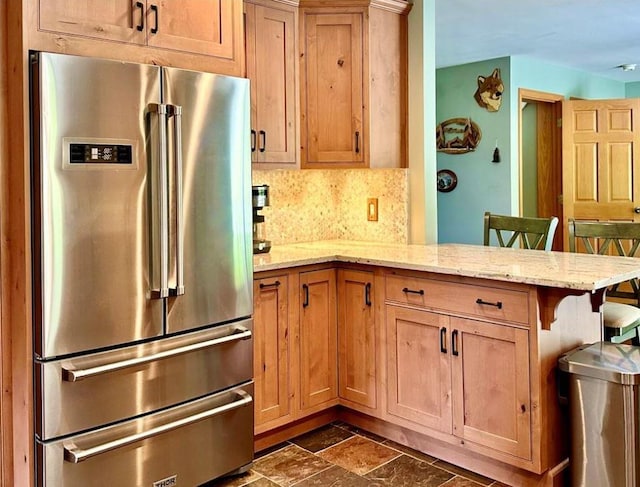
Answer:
xmin=31 ymin=52 xmax=254 ymax=487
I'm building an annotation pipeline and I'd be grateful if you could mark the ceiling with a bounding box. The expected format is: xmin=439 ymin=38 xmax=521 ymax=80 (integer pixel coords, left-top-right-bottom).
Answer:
xmin=435 ymin=0 xmax=640 ymax=82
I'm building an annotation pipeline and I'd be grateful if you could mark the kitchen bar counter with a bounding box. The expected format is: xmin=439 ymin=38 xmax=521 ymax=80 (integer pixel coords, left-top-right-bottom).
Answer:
xmin=254 ymin=239 xmax=640 ymax=291
xmin=252 ymin=240 xmax=636 ymax=486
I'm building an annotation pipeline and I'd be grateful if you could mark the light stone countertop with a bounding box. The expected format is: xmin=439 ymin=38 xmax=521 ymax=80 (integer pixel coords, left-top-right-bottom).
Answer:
xmin=253 ymin=240 xmax=640 ymax=291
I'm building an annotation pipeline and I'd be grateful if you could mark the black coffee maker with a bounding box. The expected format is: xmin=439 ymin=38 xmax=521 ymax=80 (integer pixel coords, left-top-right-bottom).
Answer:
xmin=252 ymin=184 xmax=271 ymax=254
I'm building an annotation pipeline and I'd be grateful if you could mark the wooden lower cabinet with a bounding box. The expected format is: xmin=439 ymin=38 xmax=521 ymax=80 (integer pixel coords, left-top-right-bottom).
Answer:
xmin=254 ymin=266 xmax=339 ymax=434
xmin=451 ymin=316 xmax=532 ymax=461
xmin=385 ymin=304 xmax=532 ymax=461
xmin=299 ymin=268 xmax=339 ymax=411
xmin=385 ymin=305 xmax=452 ymax=433
xmin=254 ymin=265 xmax=541 ymax=479
xmin=337 ymin=269 xmax=376 ymax=409
xmin=253 ymin=274 xmax=293 ymax=431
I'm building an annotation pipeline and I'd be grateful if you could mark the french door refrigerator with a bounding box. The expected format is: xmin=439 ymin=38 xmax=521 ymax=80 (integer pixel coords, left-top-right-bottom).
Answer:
xmin=31 ymin=52 xmax=254 ymax=487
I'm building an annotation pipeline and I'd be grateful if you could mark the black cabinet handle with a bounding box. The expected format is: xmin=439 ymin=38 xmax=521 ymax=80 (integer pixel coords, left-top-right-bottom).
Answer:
xmin=150 ymin=4 xmax=159 ymax=34
xmin=251 ymin=129 xmax=256 ymax=152
xmin=402 ymin=287 xmax=424 ymax=296
xmin=440 ymin=327 xmax=447 ymax=354
xmin=259 ymin=130 xmax=266 ymax=152
xmin=259 ymin=280 xmax=280 ymax=289
xmin=302 ymin=284 xmax=309 ymax=308
xmin=476 ymin=298 xmax=503 ymax=309
xmin=451 ymin=329 xmax=459 ymax=356
xmin=135 ymin=1 xmax=144 ymax=31
xmin=355 ymin=131 xmax=360 ymax=154
xmin=365 ymin=282 xmax=372 ymax=306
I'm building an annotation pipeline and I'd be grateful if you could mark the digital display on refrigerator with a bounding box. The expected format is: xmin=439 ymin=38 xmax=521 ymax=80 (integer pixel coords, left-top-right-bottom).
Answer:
xmin=69 ymin=143 xmax=133 ymax=164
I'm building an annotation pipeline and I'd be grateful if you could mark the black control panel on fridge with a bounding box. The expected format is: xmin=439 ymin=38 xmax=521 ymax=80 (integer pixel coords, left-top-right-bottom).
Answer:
xmin=69 ymin=143 xmax=133 ymax=164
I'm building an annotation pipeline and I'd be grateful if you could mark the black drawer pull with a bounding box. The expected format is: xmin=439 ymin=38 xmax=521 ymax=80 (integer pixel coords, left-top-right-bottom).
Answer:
xmin=402 ymin=287 xmax=424 ymax=296
xmin=259 ymin=130 xmax=266 ymax=152
xmin=302 ymin=284 xmax=309 ymax=307
xmin=476 ymin=298 xmax=503 ymax=309
xmin=150 ymin=4 xmax=159 ymax=34
xmin=451 ymin=329 xmax=459 ymax=356
xmin=259 ymin=280 xmax=280 ymax=289
xmin=135 ymin=1 xmax=144 ymax=31
xmin=250 ymin=129 xmax=256 ymax=152
xmin=440 ymin=327 xmax=447 ymax=354
xmin=365 ymin=282 xmax=372 ymax=306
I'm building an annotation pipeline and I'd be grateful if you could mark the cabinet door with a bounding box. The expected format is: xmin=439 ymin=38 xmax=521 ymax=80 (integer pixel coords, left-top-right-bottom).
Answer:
xmin=38 ymin=0 xmax=146 ymax=43
xmin=148 ymin=0 xmax=236 ymax=59
xmin=337 ymin=269 xmax=375 ymax=409
xmin=302 ymin=12 xmax=365 ymax=166
xmin=253 ymin=276 xmax=292 ymax=428
xmin=299 ymin=269 xmax=338 ymax=410
xmin=450 ymin=317 xmax=532 ymax=460
xmin=386 ymin=306 xmax=452 ymax=433
xmin=246 ymin=2 xmax=297 ymax=165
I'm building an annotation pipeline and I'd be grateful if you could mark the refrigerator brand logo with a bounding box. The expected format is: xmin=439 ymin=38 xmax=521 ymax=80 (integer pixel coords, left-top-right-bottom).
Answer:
xmin=153 ymin=475 xmax=177 ymax=487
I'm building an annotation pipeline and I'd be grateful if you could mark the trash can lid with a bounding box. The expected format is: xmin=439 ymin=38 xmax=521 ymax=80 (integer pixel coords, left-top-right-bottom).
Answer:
xmin=558 ymin=342 xmax=640 ymax=385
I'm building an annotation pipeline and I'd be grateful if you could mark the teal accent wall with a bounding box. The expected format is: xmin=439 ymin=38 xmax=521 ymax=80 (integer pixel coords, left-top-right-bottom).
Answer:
xmin=436 ymin=55 xmax=627 ymax=244
xmin=627 ymin=82 xmax=640 ymax=98
xmin=436 ymin=57 xmax=511 ymax=244
xmin=510 ymin=56 xmax=625 ymax=100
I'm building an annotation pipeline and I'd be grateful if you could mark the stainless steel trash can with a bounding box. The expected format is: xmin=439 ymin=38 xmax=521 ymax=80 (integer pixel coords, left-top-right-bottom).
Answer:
xmin=558 ymin=342 xmax=640 ymax=487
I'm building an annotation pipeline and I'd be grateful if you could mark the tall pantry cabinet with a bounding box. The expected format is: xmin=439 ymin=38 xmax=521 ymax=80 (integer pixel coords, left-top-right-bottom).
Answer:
xmin=299 ymin=0 xmax=410 ymax=169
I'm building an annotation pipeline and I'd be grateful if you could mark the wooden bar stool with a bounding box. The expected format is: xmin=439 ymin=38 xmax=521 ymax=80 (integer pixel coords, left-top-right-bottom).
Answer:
xmin=568 ymin=219 xmax=640 ymax=345
xmin=483 ymin=212 xmax=559 ymax=251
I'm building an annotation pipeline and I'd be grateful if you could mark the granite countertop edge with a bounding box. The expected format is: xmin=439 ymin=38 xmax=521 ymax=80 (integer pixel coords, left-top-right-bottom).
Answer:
xmin=252 ymin=240 xmax=640 ymax=291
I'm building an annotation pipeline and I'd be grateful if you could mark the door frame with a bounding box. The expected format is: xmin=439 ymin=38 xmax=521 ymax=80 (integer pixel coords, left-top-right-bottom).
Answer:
xmin=518 ymin=88 xmax=564 ymax=250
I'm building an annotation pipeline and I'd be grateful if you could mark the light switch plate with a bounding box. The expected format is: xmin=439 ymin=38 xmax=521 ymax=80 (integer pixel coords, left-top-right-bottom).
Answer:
xmin=367 ymin=198 xmax=378 ymax=221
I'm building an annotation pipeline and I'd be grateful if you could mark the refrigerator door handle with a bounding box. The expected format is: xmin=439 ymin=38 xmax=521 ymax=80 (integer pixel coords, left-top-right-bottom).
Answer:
xmin=168 ymin=104 xmax=185 ymax=296
xmin=62 ymin=325 xmax=252 ymax=382
xmin=149 ymin=103 xmax=170 ymax=299
xmin=63 ymin=389 xmax=252 ymax=463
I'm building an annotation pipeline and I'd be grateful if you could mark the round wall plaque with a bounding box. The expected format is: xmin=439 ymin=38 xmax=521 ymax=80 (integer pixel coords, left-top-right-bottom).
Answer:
xmin=437 ymin=169 xmax=458 ymax=193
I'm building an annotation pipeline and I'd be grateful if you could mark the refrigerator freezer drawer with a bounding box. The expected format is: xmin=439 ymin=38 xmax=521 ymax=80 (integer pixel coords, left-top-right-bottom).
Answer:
xmin=35 ymin=320 xmax=253 ymax=440
xmin=36 ymin=383 xmax=254 ymax=487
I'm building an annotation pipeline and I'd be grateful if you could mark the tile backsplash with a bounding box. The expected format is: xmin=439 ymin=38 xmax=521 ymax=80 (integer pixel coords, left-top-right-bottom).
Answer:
xmin=252 ymin=169 xmax=408 ymax=245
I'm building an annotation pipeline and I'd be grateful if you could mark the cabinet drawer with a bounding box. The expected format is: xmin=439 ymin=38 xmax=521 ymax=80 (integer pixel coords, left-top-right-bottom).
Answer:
xmin=385 ymin=275 xmax=530 ymax=325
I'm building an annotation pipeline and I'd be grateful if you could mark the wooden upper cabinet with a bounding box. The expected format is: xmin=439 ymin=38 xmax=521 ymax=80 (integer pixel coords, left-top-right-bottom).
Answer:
xmin=36 ymin=1 xmax=242 ymax=70
xmin=302 ymin=11 xmax=364 ymax=167
xmin=147 ymin=0 xmax=236 ymax=60
xmin=38 ymin=0 xmax=146 ymax=43
xmin=299 ymin=0 xmax=410 ymax=169
xmin=245 ymin=0 xmax=298 ymax=167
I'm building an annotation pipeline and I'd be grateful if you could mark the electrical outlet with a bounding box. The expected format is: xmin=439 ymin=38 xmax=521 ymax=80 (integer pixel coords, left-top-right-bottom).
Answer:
xmin=367 ymin=198 xmax=378 ymax=221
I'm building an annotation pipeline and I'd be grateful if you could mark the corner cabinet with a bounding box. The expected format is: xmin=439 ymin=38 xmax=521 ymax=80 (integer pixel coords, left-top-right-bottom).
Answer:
xmin=299 ymin=0 xmax=410 ymax=169
xmin=33 ymin=0 xmax=243 ymax=75
xmin=245 ymin=0 xmax=299 ymax=167
xmin=253 ymin=266 xmax=338 ymax=435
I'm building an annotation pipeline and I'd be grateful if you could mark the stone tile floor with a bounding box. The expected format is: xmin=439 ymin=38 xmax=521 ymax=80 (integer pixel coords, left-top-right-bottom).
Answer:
xmin=207 ymin=422 xmax=510 ymax=487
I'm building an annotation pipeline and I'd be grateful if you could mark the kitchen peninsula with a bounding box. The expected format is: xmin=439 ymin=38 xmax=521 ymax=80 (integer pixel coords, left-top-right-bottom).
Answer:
xmin=253 ymin=240 xmax=640 ymax=486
